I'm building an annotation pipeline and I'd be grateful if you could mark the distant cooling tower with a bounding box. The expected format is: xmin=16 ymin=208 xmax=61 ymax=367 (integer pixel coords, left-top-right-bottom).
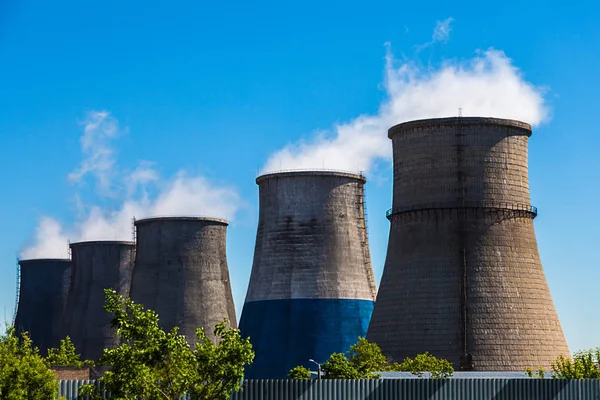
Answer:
xmin=129 ymin=217 xmax=237 ymax=344
xmin=367 ymin=117 xmax=569 ymax=371
xmin=239 ymin=170 xmax=377 ymax=379
xmin=62 ymin=241 xmax=135 ymax=361
xmin=14 ymin=259 xmax=71 ymax=355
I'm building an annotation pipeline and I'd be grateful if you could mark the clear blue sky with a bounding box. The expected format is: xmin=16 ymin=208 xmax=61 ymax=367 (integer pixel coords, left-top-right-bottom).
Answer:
xmin=1 ymin=0 xmax=598 ymax=353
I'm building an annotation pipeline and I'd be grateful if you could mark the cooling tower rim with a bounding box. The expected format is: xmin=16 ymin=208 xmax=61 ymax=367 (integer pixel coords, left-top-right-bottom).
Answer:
xmin=256 ymin=169 xmax=366 ymax=184
xmin=18 ymin=258 xmax=72 ymax=264
xmin=134 ymin=216 xmax=229 ymax=226
xmin=388 ymin=117 xmax=532 ymax=139
xmin=69 ymin=240 xmax=136 ymax=247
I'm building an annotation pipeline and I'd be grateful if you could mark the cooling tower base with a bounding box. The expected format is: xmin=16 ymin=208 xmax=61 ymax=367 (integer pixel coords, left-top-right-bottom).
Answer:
xmin=240 ymin=298 xmax=374 ymax=379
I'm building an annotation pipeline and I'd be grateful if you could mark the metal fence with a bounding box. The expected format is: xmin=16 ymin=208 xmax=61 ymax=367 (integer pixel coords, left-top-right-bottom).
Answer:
xmin=58 ymin=379 xmax=600 ymax=400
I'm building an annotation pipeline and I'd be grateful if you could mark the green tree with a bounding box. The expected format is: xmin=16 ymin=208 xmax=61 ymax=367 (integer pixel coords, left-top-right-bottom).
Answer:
xmin=551 ymin=349 xmax=600 ymax=379
xmin=391 ymin=352 xmax=454 ymax=379
xmin=346 ymin=337 xmax=389 ymax=377
xmin=188 ymin=322 xmax=255 ymax=400
xmin=290 ymin=337 xmax=453 ymax=380
xmin=0 ymin=327 xmax=60 ymax=400
xmin=322 ymin=353 xmax=361 ymax=379
xmin=80 ymin=289 xmax=254 ymax=400
xmin=46 ymin=336 xmax=93 ymax=367
xmin=288 ymin=366 xmax=311 ymax=380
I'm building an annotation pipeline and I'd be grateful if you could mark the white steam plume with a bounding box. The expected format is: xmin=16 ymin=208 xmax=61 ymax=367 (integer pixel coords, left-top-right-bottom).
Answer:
xmin=262 ymin=47 xmax=549 ymax=173
xmin=432 ymin=18 xmax=454 ymax=43
xmin=21 ymin=112 xmax=241 ymax=258
xmin=68 ymin=111 xmax=119 ymax=194
xmin=21 ymin=217 xmax=70 ymax=259
xmin=417 ymin=17 xmax=454 ymax=51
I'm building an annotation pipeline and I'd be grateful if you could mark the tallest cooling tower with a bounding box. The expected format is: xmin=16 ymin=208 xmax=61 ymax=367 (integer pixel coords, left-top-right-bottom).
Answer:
xmin=240 ymin=170 xmax=377 ymax=379
xmin=367 ymin=117 xmax=569 ymax=371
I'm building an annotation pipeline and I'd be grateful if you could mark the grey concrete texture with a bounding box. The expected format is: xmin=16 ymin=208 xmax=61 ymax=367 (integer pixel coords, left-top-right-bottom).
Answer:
xmin=62 ymin=241 xmax=135 ymax=361
xmin=367 ymin=117 xmax=569 ymax=371
xmin=129 ymin=217 xmax=237 ymax=344
xmin=388 ymin=117 xmax=532 ymax=212
xmin=245 ymin=171 xmax=377 ymax=302
xmin=14 ymin=259 xmax=72 ymax=355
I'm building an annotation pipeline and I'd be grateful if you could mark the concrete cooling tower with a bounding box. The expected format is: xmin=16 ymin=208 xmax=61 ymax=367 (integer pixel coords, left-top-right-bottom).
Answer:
xmin=129 ymin=217 xmax=237 ymax=344
xmin=367 ymin=117 xmax=569 ymax=371
xmin=14 ymin=259 xmax=71 ymax=355
xmin=239 ymin=170 xmax=377 ymax=379
xmin=62 ymin=241 xmax=135 ymax=361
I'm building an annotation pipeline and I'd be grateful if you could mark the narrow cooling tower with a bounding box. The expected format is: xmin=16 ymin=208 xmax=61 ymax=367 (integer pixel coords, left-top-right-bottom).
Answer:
xmin=239 ymin=170 xmax=377 ymax=379
xmin=62 ymin=241 xmax=135 ymax=361
xmin=129 ymin=217 xmax=236 ymax=344
xmin=367 ymin=117 xmax=569 ymax=371
xmin=14 ymin=259 xmax=71 ymax=355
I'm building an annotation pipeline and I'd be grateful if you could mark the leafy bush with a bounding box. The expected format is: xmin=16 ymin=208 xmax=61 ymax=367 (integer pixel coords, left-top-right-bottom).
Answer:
xmin=288 ymin=365 xmax=311 ymax=380
xmin=391 ymin=352 xmax=454 ymax=379
xmin=551 ymin=348 xmax=600 ymax=379
xmin=46 ymin=336 xmax=93 ymax=367
xmin=289 ymin=337 xmax=453 ymax=380
xmin=0 ymin=327 xmax=60 ymax=400
xmin=80 ymin=289 xmax=254 ymax=400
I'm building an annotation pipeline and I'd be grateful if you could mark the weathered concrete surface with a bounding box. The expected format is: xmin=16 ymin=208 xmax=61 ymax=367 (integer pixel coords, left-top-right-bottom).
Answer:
xmin=14 ymin=259 xmax=71 ymax=355
xmin=129 ymin=217 xmax=236 ymax=345
xmin=245 ymin=171 xmax=376 ymax=302
xmin=240 ymin=171 xmax=377 ymax=378
xmin=368 ymin=117 xmax=569 ymax=371
xmin=62 ymin=241 xmax=135 ymax=361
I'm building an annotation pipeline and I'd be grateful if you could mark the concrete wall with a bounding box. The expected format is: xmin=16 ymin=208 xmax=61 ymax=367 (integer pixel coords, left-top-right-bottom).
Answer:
xmin=62 ymin=241 xmax=135 ymax=361
xmin=14 ymin=259 xmax=71 ymax=355
xmin=51 ymin=367 xmax=91 ymax=380
xmin=129 ymin=217 xmax=236 ymax=345
xmin=368 ymin=117 xmax=569 ymax=371
xmin=240 ymin=171 xmax=377 ymax=378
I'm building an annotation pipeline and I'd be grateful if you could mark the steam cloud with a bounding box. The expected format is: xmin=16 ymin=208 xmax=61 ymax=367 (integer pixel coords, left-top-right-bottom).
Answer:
xmin=21 ymin=21 xmax=551 ymax=257
xmin=262 ymin=45 xmax=549 ymax=173
xmin=21 ymin=111 xmax=241 ymax=259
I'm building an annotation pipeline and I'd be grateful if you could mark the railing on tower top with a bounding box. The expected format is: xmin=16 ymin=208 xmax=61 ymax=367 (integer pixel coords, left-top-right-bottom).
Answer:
xmin=386 ymin=202 xmax=538 ymax=220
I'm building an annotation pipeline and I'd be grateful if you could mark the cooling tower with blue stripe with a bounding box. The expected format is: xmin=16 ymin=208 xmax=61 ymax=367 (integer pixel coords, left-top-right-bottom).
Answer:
xmin=239 ymin=170 xmax=377 ymax=379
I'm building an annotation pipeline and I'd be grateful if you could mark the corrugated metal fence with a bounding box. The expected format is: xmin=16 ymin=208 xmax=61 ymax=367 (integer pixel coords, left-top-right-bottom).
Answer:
xmin=58 ymin=379 xmax=600 ymax=400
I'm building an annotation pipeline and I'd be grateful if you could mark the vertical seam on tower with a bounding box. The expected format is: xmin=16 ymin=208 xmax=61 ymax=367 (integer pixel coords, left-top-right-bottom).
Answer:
xmin=456 ymin=116 xmax=472 ymax=370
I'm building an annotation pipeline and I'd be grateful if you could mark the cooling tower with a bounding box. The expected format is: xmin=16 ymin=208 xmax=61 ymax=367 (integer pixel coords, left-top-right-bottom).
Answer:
xmin=129 ymin=217 xmax=236 ymax=344
xmin=367 ymin=117 xmax=569 ymax=371
xmin=239 ymin=170 xmax=377 ymax=379
xmin=13 ymin=258 xmax=71 ymax=355
xmin=62 ymin=241 xmax=135 ymax=361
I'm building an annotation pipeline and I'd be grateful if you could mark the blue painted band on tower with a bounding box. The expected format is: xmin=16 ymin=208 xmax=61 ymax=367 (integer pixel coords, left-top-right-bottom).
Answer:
xmin=240 ymin=298 xmax=374 ymax=379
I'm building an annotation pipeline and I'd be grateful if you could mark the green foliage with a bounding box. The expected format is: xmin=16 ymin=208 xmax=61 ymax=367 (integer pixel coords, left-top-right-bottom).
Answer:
xmin=525 ymin=366 xmax=546 ymax=379
xmin=391 ymin=352 xmax=454 ymax=379
xmin=0 ymin=327 xmax=60 ymax=400
xmin=346 ymin=337 xmax=389 ymax=377
xmin=46 ymin=336 xmax=94 ymax=367
xmin=322 ymin=353 xmax=362 ymax=379
xmin=291 ymin=337 xmax=453 ymax=380
xmin=80 ymin=289 xmax=254 ymax=400
xmin=188 ymin=322 xmax=255 ymax=400
xmin=288 ymin=365 xmax=311 ymax=380
xmin=551 ymin=348 xmax=600 ymax=379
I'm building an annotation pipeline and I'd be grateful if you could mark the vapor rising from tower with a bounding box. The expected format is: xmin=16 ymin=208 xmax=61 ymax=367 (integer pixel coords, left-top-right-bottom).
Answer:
xmin=129 ymin=217 xmax=237 ymax=344
xmin=14 ymin=259 xmax=72 ymax=355
xmin=239 ymin=171 xmax=377 ymax=379
xmin=367 ymin=117 xmax=569 ymax=370
xmin=62 ymin=241 xmax=135 ymax=361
